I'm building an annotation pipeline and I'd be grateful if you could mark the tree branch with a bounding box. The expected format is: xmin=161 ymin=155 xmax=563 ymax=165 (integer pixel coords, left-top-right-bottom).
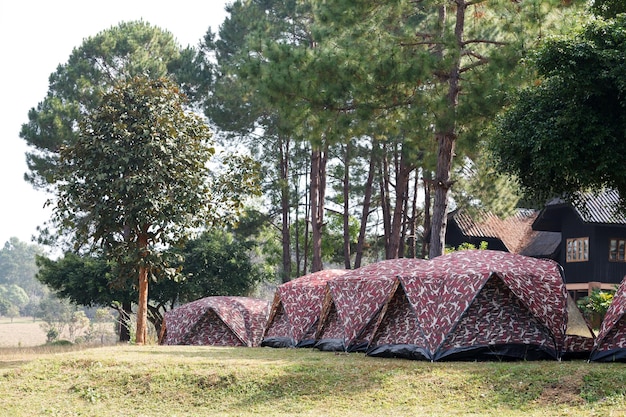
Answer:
xmin=462 ymin=39 xmax=508 ymax=47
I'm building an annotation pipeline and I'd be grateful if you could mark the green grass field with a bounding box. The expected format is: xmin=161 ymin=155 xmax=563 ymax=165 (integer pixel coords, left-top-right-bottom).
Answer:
xmin=1 ymin=345 xmax=625 ymax=416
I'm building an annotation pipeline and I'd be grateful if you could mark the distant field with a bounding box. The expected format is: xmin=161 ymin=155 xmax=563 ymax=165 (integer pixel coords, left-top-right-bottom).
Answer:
xmin=0 ymin=317 xmax=47 ymax=347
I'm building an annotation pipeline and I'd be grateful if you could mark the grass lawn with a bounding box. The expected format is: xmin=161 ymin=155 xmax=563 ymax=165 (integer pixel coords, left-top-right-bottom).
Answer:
xmin=1 ymin=345 xmax=625 ymax=416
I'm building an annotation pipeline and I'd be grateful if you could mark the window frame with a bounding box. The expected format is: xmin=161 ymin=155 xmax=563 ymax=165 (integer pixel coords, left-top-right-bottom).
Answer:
xmin=609 ymin=238 xmax=626 ymax=262
xmin=566 ymin=237 xmax=589 ymax=263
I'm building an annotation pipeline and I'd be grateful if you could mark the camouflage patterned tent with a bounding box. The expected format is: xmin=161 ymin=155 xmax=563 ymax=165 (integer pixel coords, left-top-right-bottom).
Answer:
xmin=368 ymin=250 xmax=569 ymax=361
xmin=162 ymin=296 xmax=270 ymax=347
xmin=262 ymin=269 xmax=347 ymax=348
xmin=590 ymin=277 xmax=626 ymax=362
xmin=315 ymin=259 xmax=424 ymax=352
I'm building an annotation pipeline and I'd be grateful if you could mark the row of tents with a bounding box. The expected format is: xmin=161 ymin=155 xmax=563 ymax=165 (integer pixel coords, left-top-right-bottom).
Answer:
xmin=161 ymin=250 xmax=626 ymax=362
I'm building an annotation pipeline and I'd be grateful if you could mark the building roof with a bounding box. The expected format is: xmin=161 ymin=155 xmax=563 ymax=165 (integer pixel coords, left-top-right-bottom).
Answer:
xmin=449 ymin=208 xmax=560 ymax=257
xmin=535 ymin=189 xmax=626 ymax=231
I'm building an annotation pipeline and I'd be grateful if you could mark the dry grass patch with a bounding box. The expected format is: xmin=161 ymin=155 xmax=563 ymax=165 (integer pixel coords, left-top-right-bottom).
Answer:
xmin=0 ymin=317 xmax=47 ymax=347
xmin=1 ymin=345 xmax=626 ymax=416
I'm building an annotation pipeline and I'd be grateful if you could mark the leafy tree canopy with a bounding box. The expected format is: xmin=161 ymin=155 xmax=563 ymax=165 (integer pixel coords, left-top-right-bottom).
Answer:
xmin=36 ymin=229 xmax=266 ymax=314
xmin=491 ymin=14 xmax=626 ymax=208
xmin=0 ymin=237 xmax=46 ymax=297
xmin=19 ymin=21 xmax=205 ymax=190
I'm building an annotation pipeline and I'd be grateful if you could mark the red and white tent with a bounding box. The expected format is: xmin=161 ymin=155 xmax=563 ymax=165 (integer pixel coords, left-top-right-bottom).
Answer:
xmin=162 ymin=296 xmax=270 ymax=347
xmin=368 ymin=250 xmax=569 ymax=361
xmin=590 ymin=277 xmax=626 ymax=362
xmin=315 ymin=259 xmax=424 ymax=352
xmin=262 ymin=269 xmax=347 ymax=348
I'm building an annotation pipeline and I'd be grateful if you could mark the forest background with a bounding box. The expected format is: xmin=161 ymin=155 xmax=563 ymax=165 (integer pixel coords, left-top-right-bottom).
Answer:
xmin=2 ymin=0 xmax=624 ymax=343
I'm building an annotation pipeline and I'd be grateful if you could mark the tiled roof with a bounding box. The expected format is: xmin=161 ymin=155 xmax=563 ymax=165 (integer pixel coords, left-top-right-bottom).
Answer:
xmin=451 ymin=209 xmax=538 ymax=253
xmin=575 ymin=190 xmax=626 ymax=224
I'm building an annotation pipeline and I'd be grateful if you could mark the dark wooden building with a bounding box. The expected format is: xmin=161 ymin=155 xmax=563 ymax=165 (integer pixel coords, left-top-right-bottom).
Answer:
xmin=532 ymin=189 xmax=626 ymax=296
xmin=446 ymin=190 xmax=626 ymax=297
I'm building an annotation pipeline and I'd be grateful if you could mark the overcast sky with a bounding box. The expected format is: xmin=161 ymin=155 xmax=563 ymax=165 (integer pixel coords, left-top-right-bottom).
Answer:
xmin=0 ymin=0 xmax=229 ymax=249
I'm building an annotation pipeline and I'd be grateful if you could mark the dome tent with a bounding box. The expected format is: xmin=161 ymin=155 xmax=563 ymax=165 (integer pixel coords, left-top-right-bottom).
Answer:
xmin=262 ymin=269 xmax=347 ymax=348
xmin=314 ymin=258 xmax=424 ymax=352
xmin=367 ymin=250 xmax=569 ymax=361
xmin=162 ymin=296 xmax=270 ymax=347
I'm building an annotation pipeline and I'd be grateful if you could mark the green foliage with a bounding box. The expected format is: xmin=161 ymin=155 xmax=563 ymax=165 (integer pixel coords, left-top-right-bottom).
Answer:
xmin=577 ymin=289 xmax=615 ymax=320
xmin=45 ymin=328 xmax=59 ymax=344
xmin=491 ymin=15 xmax=626 ymax=207
xmin=0 ymin=298 xmax=11 ymax=316
xmin=36 ymin=229 xmax=267 ymax=329
xmin=36 ymin=253 xmax=130 ymax=308
xmin=0 ymin=284 xmax=29 ymax=309
xmin=54 ymin=75 xmax=214 ymax=256
xmin=452 ymin=152 xmax=523 ymax=218
xmin=591 ymin=0 xmax=626 ymax=18
xmin=174 ymin=229 xmax=269 ymax=301
xmin=0 ymin=238 xmax=47 ymax=298
xmin=37 ymin=295 xmax=75 ymax=342
xmin=445 ymin=241 xmax=489 ymax=254
xmin=20 ymin=21 xmax=199 ymax=190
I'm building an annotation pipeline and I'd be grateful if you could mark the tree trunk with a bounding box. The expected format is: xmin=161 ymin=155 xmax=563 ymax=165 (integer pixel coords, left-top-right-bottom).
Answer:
xmin=310 ymin=145 xmax=327 ymax=272
xmin=279 ymin=135 xmax=292 ymax=283
xmin=135 ymin=232 xmax=149 ymax=345
xmin=355 ymin=140 xmax=378 ymax=269
xmin=116 ymin=300 xmax=132 ymax=342
xmin=302 ymin=168 xmax=310 ymax=275
xmin=342 ymin=142 xmax=352 ymax=269
xmin=379 ymin=145 xmax=392 ymax=258
xmin=147 ymin=304 xmax=163 ymax=340
xmin=388 ymin=151 xmax=412 ymax=259
xmin=422 ymin=171 xmax=432 ymax=259
xmin=407 ymin=172 xmax=420 ymax=258
xmin=429 ymin=132 xmax=456 ymax=259
xmin=428 ymin=0 xmax=464 ymax=259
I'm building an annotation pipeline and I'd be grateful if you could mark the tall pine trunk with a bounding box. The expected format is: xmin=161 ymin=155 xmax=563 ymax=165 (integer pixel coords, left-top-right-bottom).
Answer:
xmin=342 ymin=142 xmax=352 ymax=269
xmin=279 ymin=135 xmax=292 ymax=282
xmin=355 ymin=140 xmax=378 ymax=268
xmin=388 ymin=151 xmax=412 ymax=259
xmin=429 ymin=132 xmax=456 ymax=259
xmin=407 ymin=172 xmax=420 ymax=258
xmin=379 ymin=145 xmax=392 ymax=258
xmin=422 ymin=171 xmax=432 ymax=259
xmin=428 ymin=1 xmax=464 ymax=259
xmin=310 ymin=145 xmax=327 ymax=272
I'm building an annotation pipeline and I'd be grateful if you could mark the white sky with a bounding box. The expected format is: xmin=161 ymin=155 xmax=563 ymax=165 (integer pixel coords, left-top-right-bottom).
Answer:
xmin=0 ymin=0 xmax=229 ymax=248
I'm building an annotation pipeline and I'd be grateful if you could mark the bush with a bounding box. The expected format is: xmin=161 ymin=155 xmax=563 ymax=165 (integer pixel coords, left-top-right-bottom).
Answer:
xmin=47 ymin=339 xmax=73 ymax=346
xmin=577 ymin=289 xmax=615 ymax=325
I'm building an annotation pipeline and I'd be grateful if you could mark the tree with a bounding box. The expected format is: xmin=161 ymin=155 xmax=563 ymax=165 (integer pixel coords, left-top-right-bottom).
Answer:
xmin=175 ymin=229 xmax=268 ymax=301
xmin=36 ymin=252 xmax=136 ymax=342
xmin=0 ymin=238 xmax=46 ymax=298
xmin=308 ymin=0 xmax=582 ymax=258
xmin=20 ymin=21 xmax=203 ymax=191
xmin=36 ymin=228 xmax=265 ymax=342
xmin=206 ymin=0 xmax=322 ymax=279
xmin=38 ymin=294 xmax=75 ymax=342
xmin=491 ymin=14 xmax=626 ymax=208
xmin=51 ymin=76 xmax=215 ymax=344
xmin=0 ymin=284 xmax=29 ymax=311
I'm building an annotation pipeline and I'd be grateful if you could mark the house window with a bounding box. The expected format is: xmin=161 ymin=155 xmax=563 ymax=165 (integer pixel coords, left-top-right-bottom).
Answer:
xmin=609 ymin=239 xmax=626 ymax=262
xmin=566 ymin=237 xmax=589 ymax=262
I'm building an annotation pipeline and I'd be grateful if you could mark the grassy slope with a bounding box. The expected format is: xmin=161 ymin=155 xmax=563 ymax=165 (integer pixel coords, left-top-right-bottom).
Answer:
xmin=0 ymin=345 xmax=625 ymax=417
